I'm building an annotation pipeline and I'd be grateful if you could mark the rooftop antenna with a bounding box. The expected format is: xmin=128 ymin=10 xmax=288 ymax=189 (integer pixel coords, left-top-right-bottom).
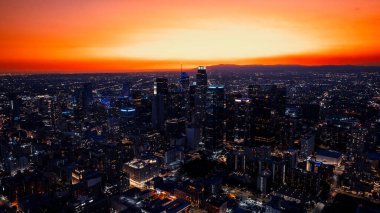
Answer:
xmin=181 ymin=64 xmax=183 ymax=73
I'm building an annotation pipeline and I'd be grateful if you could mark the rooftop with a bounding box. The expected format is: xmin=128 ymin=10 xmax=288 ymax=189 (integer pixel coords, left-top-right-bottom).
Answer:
xmin=125 ymin=158 xmax=158 ymax=169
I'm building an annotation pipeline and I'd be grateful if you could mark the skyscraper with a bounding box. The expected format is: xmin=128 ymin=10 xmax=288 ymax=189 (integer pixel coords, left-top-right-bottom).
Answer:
xmin=196 ymin=66 xmax=208 ymax=94
xmin=82 ymin=83 xmax=93 ymax=110
xmin=343 ymin=127 xmax=371 ymax=191
xmin=204 ymin=85 xmax=225 ymax=151
xmin=347 ymin=128 xmax=367 ymax=162
xmin=233 ymin=98 xmax=253 ymax=144
xmin=152 ymin=77 xmax=168 ymax=130
xmin=8 ymin=93 xmax=21 ymax=127
xmin=179 ymin=72 xmax=190 ymax=91
xmin=122 ymin=82 xmax=132 ymax=98
xmin=300 ymin=133 xmax=316 ymax=160
xmin=252 ymin=106 xmax=276 ymax=145
xmin=154 ymin=77 xmax=168 ymax=95
xmin=194 ymin=66 xmax=208 ymax=127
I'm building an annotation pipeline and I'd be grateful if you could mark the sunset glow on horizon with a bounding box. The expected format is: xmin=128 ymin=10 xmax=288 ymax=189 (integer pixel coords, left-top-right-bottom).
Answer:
xmin=1 ymin=0 xmax=380 ymax=72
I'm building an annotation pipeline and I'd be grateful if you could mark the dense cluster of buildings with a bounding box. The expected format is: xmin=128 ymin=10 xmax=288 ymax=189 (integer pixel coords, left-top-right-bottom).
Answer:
xmin=1 ymin=66 xmax=380 ymax=212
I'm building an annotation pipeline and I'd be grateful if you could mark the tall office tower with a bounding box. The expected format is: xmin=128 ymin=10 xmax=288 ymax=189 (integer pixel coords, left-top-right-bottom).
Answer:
xmin=189 ymin=84 xmax=196 ymax=106
xmin=227 ymin=147 xmax=252 ymax=173
xmin=271 ymin=159 xmax=287 ymax=186
xmin=273 ymin=87 xmax=287 ymax=116
xmin=136 ymin=98 xmax=152 ymax=127
xmin=167 ymin=84 xmax=187 ymax=119
xmin=119 ymin=106 xmax=137 ymax=136
xmin=194 ymin=66 xmax=208 ymax=127
xmin=257 ymin=170 xmax=270 ymax=194
xmin=179 ymin=72 xmax=190 ymax=91
xmin=165 ymin=118 xmax=186 ymax=139
xmin=187 ymin=84 xmax=197 ymax=123
xmin=152 ymin=77 xmax=168 ymax=131
xmin=251 ymin=85 xmax=284 ymax=112
xmin=122 ymin=82 xmax=132 ymax=98
xmin=233 ymin=98 xmax=253 ymax=144
xmin=50 ymin=96 xmax=60 ymax=132
xmin=196 ymin=66 xmax=208 ymax=93
xmin=82 ymin=83 xmax=93 ymax=110
xmin=8 ymin=93 xmax=21 ymax=127
xmin=251 ymin=84 xmax=285 ymax=116
xmin=186 ymin=125 xmax=201 ymax=150
xmin=224 ymin=93 xmax=243 ymax=142
xmin=252 ymin=106 xmax=276 ymax=145
xmin=247 ymin=85 xmax=260 ymax=98
xmin=284 ymin=149 xmax=298 ymax=169
xmin=73 ymin=88 xmax=84 ymax=119
xmin=347 ymin=128 xmax=368 ymax=162
xmin=204 ymin=85 xmax=225 ymax=151
xmin=131 ymin=90 xmax=143 ymax=106
xmin=343 ymin=127 xmax=371 ymax=190
xmin=301 ymin=103 xmax=320 ymax=122
xmin=154 ymin=77 xmax=168 ymax=95
xmin=300 ymin=133 xmax=316 ymax=160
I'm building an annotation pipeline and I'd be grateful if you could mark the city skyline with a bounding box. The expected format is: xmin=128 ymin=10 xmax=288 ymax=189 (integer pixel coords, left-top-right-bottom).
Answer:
xmin=1 ymin=68 xmax=380 ymax=212
xmin=1 ymin=0 xmax=380 ymax=72
xmin=1 ymin=1 xmax=380 ymax=212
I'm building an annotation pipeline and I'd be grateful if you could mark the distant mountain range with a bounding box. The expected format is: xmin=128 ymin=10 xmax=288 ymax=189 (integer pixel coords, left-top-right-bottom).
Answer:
xmin=202 ymin=64 xmax=380 ymax=73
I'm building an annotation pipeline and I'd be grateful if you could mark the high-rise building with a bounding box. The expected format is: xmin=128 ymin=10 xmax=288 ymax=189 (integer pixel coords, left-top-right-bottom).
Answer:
xmin=204 ymin=85 xmax=225 ymax=151
xmin=82 ymin=83 xmax=93 ymax=110
xmin=152 ymin=77 xmax=168 ymax=130
xmin=8 ymin=93 xmax=21 ymax=127
xmin=224 ymin=93 xmax=243 ymax=142
xmin=194 ymin=66 xmax=208 ymax=127
xmin=300 ymin=133 xmax=316 ymax=160
xmin=257 ymin=170 xmax=270 ymax=194
xmin=252 ymin=106 xmax=276 ymax=145
xmin=205 ymin=196 xmax=228 ymax=213
xmin=188 ymin=84 xmax=197 ymax=123
xmin=271 ymin=159 xmax=287 ymax=186
xmin=284 ymin=149 xmax=298 ymax=169
xmin=301 ymin=103 xmax=320 ymax=122
xmin=165 ymin=118 xmax=186 ymax=139
xmin=249 ymin=84 xmax=286 ymax=116
xmin=196 ymin=66 xmax=207 ymax=93
xmin=179 ymin=72 xmax=190 ymax=91
xmin=186 ymin=125 xmax=201 ymax=150
xmin=152 ymin=96 xmax=166 ymax=131
xmin=166 ymin=84 xmax=187 ymax=119
xmin=227 ymin=147 xmax=252 ymax=173
xmin=273 ymin=87 xmax=287 ymax=116
xmin=153 ymin=77 xmax=168 ymax=95
xmin=233 ymin=98 xmax=253 ymax=144
xmin=123 ymin=158 xmax=160 ymax=188
xmin=347 ymin=128 xmax=368 ymax=164
xmin=122 ymin=82 xmax=132 ymax=98
xmin=343 ymin=127 xmax=371 ymax=191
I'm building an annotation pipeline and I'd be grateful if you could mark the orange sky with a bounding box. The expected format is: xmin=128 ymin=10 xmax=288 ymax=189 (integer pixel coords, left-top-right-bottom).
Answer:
xmin=1 ymin=0 xmax=380 ymax=72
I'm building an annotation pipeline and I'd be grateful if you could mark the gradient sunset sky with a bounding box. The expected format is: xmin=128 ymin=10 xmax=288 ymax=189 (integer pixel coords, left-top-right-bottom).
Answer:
xmin=1 ymin=0 xmax=380 ymax=72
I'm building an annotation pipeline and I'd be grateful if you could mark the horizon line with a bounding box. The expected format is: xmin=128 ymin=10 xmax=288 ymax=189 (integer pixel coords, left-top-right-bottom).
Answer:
xmin=2 ymin=63 xmax=380 ymax=75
